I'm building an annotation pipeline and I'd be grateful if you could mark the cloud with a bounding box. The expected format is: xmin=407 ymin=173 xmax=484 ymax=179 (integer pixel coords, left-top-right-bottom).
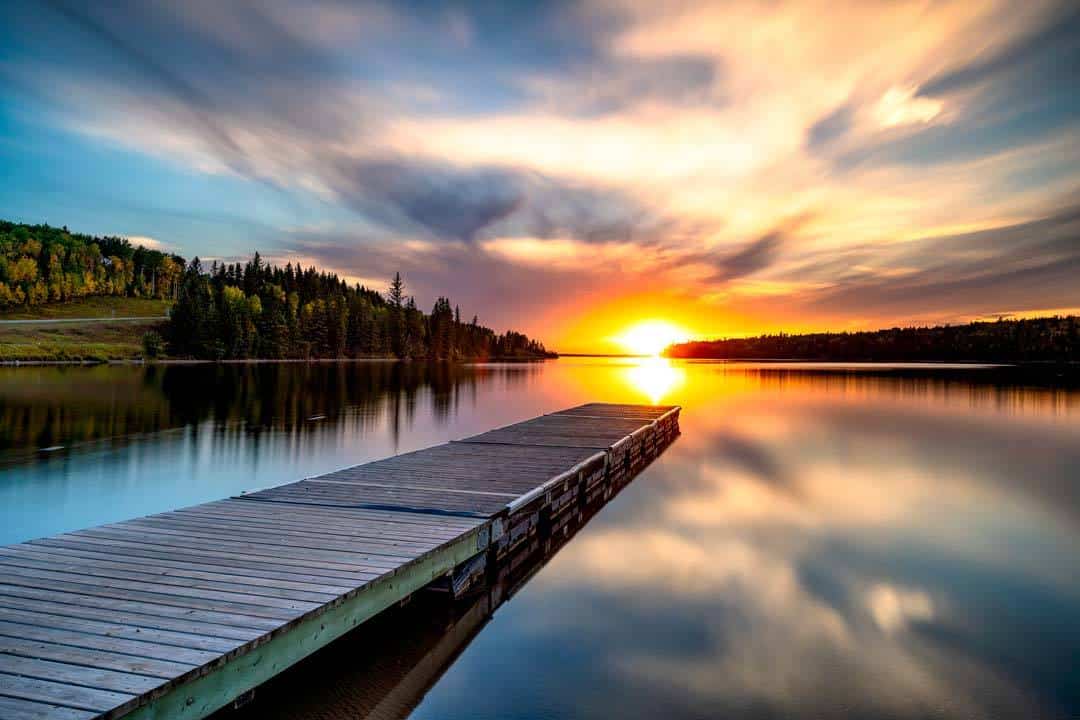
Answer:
xmin=873 ymin=86 xmax=944 ymax=128
xmin=919 ymin=5 xmax=1080 ymax=98
xmin=807 ymin=104 xmax=855 ymax=150
xmin=10 ymin=1 xmax=706 ymax=253
xmin=317 ymin=154 xmax=705 ymax=246
xmin=520 ymin=389 xmax=1080 ymax=717
xmin=1 ymin=0 xmax=1078 ymax=346
xmin=802 ymin=200 xmax=1080 ymax=318
xmin=324 ymin=158 xmax=525 ymax=243
xmin=866 ymin=583 xmax=935 ymax=633
xmin=522 ymin=54 xmax=720 ymax=117
xmin=36 ymin=0 xmax=250 ymax=171
xmin=709 ymin=231 xmax=785 ymax=283
xmin=122 ymin=235 xmax=172 ymax=252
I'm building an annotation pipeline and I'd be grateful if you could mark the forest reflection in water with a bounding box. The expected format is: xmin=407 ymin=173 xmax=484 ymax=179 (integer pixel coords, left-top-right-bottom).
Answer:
xmin=0 ymin=361 xmax=547 ymax=544
xmin=0 ymin=361 xmax=538 ymax=463
xmin=1 ymin=359 xmax=1079 ymax=719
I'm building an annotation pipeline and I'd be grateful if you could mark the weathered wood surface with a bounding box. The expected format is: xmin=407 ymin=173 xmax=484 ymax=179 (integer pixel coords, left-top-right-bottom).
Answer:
xmin=0 ymin=403 xmax=679 ymax=719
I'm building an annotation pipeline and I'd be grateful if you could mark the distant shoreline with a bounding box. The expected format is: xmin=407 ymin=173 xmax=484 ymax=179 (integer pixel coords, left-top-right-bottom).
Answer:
xmin=665 ymin=315 xmax=1078 ymax=365
xmin=0 ymin=356 xmax=556 ymax=367
xmin=556 ymin=352 xmax=651 ymax=358
xmin=6 ymin=357 xmax=1079 ymax=370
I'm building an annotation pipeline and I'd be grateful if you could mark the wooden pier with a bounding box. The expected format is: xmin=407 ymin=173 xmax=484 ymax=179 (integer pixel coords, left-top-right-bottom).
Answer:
xmin=0 ymin=403 xmax=680 ymax=720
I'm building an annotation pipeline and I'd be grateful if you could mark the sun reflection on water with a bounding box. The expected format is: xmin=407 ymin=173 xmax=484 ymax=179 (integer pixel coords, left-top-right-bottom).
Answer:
xmin=623 ymin=357 xmax=685 ymax=404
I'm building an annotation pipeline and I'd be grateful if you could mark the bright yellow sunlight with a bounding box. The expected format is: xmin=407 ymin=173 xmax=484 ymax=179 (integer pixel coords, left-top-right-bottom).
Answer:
xmin=614 ymin=320 xmax=691 ymax=357
xmin=624 ymin=357 xmax=685 ymax=405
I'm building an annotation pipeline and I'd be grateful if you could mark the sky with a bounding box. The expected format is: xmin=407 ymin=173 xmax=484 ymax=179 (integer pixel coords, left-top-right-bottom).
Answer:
xmin=1 ymin=0 xmax=1078 ymax=353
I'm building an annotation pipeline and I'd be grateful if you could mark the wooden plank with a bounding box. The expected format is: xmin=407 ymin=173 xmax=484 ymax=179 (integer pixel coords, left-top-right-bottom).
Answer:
xmin=62 ymin=529 xmax=408 ymax=574
xmin=0 ymin=607 xmax=244 ymax=654
xmin=116 ymin=522 xmax=470 ymax=563
xmin=0 ymin=567 xmax=322 ymax=618
xmin=0 ymin=546 xmax=355 ymax=597
xmin=0 ymin=593 xmax=258 ymax=647
xmin=340 ymin=462 xmax=587 ymax=482
xmin=240 ymin=484 xmax=507 ymax=516
xmin=0 ymin=554 xmax=342 ymax=605
xmin=153 ymin=508 xmax=474 ymax=545
xmin=119 ymin=516 xmax=450 ymax=557
xmin=237 ymin=493 xmax=490 ymax=516
xmin=354 ymin=455 xmax=587 ymax=473
xmin=325 ymin=455 xmax=586 ymax=473
xmin=0 ymin=654 xmax=163 ymax=695
xmin=304 ymin=479 xmax=520 ymax=498
xmin=0 ymin=673 xmax=133 ymax=713
xmin=0 ymin=695 xmax=96 ymax=720
xmin=240 ymin=480 xmax=510 ymax=515
xmin=456 ymin=432 xmax=616 ymax=449
xmin=463 ymin=416 xmax=653 ymax=435
xmin=29 ymin=537 xmax=382 ymax=586
xmin=0 ymin=635 xmax=194 ymax=680
xmin=196 ymin=497 xmax=478 ymax=527
xmin=555 ymin=403 xmax=676 ymax=418
xmin=83 ymin=520 xmax=426 ymax=564
xmin=195 ymin=502 xmax=484 ymax=536
xmin=0 ymin=621 xmax=215 ymax=669
xmin=366 ymin=441 xmax=596 ymax=465
xmin=312 ymin=468 xmax=576 ymax=495
xmin=0 ymin=574 xmax=291 ymax=629
xmin=204 ymin=499 xmax=483 ymax=533
xmin=58 ymin=515 xmax=442 ymax=561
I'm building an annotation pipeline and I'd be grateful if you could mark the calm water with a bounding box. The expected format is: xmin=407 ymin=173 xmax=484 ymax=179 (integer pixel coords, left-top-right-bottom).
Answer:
xmin=2 ymin=359 xmax=1079 ymax=719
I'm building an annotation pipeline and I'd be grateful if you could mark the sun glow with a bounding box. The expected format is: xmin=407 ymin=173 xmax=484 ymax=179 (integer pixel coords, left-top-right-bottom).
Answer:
xmin=624 ymin=357 xmax=685 ymax=405
xmin=614 ymin=320 xmax=691 ymax=357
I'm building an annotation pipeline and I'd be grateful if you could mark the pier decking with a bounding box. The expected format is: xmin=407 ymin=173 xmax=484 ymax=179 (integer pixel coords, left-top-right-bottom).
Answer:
xmin=0 ymin=403 xmax=680 ymax=720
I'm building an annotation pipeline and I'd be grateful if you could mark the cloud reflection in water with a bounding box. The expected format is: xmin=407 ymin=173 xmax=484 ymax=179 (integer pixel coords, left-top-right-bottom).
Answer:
xmin=413 ymin=363 xmax=1080 ymax=720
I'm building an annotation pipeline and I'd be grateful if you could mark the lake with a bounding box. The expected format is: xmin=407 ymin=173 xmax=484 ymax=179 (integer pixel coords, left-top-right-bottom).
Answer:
xmin=1 ymin=358 xmax=1078 ymax=719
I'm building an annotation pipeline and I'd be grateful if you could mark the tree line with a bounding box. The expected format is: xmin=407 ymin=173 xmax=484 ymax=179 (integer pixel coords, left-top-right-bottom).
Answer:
xmin=0 ymin=220 xmax=185 ymax=307
xmin=167 ymin=254 xmax=555 ymax=360
xmin=665 ymin=316 xmax=1080 ymax=363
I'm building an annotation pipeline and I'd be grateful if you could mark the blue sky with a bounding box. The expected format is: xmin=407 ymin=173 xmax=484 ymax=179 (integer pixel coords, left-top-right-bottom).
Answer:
xmin=1 ymin=0 xmax=1078 ymax=350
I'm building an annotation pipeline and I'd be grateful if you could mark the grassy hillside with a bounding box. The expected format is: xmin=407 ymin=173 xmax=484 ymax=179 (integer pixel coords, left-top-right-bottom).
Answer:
xmin=0 ymin=320 xmax=164 ymax=361
xmin=0 ymin=296 xmax=171 ymax=320
xmin=0 ymin=296 xmax=170 ymax=361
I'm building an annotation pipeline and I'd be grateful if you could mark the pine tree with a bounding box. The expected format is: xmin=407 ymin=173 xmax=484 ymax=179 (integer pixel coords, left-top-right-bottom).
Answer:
xmin=143 ymin=253 xmax=553 ymax=360
xmin=387 ymin=273 xmax=406 ymax=356
xmin=388 ymin=272 xmax=404 ymax=308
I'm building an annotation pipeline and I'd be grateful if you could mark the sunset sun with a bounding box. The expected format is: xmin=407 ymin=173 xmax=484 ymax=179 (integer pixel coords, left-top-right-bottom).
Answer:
xmin=615 ymin=321 xmax=690 ymax=357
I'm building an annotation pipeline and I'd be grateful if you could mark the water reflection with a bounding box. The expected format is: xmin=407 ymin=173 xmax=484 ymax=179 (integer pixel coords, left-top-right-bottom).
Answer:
xmin=2 ymin=359 xmax=1079 ymax=719
xmin=222 ymin=587 xmax=494 ymax=720
xmin=0 ymin=361 xmax=547 ymax=544
xmin=405 ymin=362 xmax=1080 ymax=720
xmin=0 ymin=362 xmax=543 ymax=462
xmin=623 ymin=356 xmax=685 ymax=404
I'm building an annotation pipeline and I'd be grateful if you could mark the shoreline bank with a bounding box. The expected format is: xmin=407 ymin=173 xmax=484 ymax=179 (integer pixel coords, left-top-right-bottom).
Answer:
xmin=0 ymin=355 xmax=557 ymax=367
